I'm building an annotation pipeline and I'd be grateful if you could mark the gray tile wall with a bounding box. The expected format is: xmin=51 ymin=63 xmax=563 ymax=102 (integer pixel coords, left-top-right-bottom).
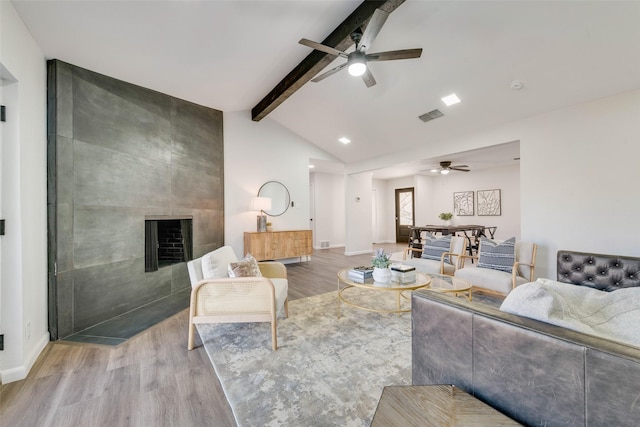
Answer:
xmin=48 ymin=60 xmax=224 ymax=338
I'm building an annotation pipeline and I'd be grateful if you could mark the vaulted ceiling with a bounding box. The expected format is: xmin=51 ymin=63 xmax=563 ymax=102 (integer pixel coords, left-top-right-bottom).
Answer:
xmin=12 ymin=0 xmax=640 ymax=176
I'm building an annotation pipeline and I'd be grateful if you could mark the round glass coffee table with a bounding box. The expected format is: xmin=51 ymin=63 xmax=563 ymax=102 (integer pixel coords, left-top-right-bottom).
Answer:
xmin=426 ymin=273 xmax=473 ymax=301
xmin=337 ymin=269 xmax=431 ymax=316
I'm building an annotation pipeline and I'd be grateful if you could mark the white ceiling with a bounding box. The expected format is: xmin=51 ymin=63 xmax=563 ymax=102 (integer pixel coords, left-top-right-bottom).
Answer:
xmin=12 ymin=0 xmax=640 ymax=178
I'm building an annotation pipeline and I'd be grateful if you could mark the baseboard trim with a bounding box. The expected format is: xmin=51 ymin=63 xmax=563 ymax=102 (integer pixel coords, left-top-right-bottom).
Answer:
xmin=344 ymin=249 xmax=374 ymax=256
xmin=313 ymin=244 xmax=346 ymax=250
xmin=0 ymin=332 xmax=50 ymax=384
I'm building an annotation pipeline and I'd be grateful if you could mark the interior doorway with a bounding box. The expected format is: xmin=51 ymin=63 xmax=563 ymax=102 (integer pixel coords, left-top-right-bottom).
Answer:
xmin=395 ymin=187 xmax=414 ymax=243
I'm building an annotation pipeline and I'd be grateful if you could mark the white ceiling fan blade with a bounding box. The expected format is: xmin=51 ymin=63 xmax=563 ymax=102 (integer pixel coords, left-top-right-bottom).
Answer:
xmin=311 ymin=62 xmax=348 ymax=82
xmin=299 ymin=38 xmax=348 ymax=58
xmin=361 ymin=67 xmax=377 ymax=88
xmin=358 ymin=8 xmax=389 ymax=51
xmin=366 ymin=48 xmax=423 ymax=61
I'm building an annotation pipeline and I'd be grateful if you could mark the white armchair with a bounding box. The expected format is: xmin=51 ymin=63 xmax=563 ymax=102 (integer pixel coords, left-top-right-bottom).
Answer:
xmin=402 ymin=235 xmax=467 ymax=275
xmin=454 ymin=239 xmax=537 ymax=296
xmin=187 ymin=246 xmax=289 ymax=351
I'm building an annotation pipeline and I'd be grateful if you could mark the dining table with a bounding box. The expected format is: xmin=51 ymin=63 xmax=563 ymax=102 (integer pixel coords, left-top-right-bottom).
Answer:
xmin=408 ymin=224 xmax=496 ymax=257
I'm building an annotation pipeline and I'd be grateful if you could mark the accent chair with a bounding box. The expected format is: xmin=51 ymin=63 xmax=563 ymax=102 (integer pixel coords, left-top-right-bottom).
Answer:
xmin=402 ymin=235 xmax=467 ymax=275
xmin=187 ymin=246 xmax=289 ymax=351
xmin=454 ymin=238 xmax=537 ymax=296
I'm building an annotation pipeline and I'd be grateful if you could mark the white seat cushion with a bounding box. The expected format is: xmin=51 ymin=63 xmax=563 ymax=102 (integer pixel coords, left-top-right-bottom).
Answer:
xmin=455 ymin=266 xmax=530 ymax=295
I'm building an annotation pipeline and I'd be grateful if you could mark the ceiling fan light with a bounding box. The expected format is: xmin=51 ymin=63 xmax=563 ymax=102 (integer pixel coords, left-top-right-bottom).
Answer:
xmin=348 ymin=62 xmax=366 ymax=76
xmin=348 ymin=52 xmax=366 ymax=76
xmin=440 ymin=169 xmax=450 ymax=175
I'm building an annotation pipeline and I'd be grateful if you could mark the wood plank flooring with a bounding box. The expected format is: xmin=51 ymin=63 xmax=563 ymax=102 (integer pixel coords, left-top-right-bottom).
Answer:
xmin=0 ymin=244 xmax=406 ymax=427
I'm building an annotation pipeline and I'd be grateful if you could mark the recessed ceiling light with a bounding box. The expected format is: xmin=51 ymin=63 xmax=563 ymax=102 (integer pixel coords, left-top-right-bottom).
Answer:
xmin=309 ymin=164 xmax=315 ymax=169
xmin=338 ymin=137 xmax=351 ymax=144
xmin=441 ymin=93 xmax=461 ymax=107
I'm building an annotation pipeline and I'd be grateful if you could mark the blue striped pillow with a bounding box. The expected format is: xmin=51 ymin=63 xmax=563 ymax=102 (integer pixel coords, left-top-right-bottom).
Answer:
xmin=421 ymin=233 xmax=452 ymax=264
xmin=478 ymin=237 xmax=516 ymax=273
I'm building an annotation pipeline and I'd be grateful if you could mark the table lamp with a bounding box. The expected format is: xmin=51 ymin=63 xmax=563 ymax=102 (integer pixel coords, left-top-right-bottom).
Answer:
xmin=251 ymin=196 xmax=272 ymax=232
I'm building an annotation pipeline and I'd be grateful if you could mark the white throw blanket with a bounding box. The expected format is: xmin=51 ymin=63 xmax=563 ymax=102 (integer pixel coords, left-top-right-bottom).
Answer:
xmin=500 ymin=278 xmax=640 ymax=348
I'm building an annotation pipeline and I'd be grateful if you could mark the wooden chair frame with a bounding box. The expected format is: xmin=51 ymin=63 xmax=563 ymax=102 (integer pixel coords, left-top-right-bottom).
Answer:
xmin=187 ymin=261 xmax=288 ymax=351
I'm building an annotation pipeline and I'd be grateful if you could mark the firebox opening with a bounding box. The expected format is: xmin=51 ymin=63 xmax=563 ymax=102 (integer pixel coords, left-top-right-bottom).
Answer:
xmin=145 ymin=217 xmax=193 ymax=272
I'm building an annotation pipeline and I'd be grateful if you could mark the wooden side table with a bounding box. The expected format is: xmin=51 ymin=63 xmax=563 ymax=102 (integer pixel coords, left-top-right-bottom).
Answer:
xmin=371 ymin=385 xmax=521 ymax=426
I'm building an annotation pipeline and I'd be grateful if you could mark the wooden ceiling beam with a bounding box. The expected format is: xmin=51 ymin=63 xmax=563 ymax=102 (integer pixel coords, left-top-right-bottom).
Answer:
xmin=251 ymin=0 xmax=405 ymax=122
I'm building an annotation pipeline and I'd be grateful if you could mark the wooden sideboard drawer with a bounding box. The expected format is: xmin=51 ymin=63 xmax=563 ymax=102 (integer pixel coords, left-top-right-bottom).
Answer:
xmin=244 ymin=230 xmax=312 ymax=261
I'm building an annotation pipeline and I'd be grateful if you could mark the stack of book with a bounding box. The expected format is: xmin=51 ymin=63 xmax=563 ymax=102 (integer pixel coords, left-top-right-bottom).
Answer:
xmin=348 ymin=266 xmax=374 ymax=283
xmin=390 ymin=264 xmax=417 ymax=284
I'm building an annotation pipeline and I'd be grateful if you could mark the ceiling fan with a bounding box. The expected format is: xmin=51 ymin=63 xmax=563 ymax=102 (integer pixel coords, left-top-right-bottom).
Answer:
xmin=428 ymin=161 xmax=471 ymax=175
xmin=298 ymin=8 xmax=422 ymax=87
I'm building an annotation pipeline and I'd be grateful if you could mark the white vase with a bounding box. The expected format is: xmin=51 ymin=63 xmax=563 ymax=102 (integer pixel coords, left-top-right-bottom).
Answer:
xmin=443 ymin=220 xmax=451 ymax=226
xmin=372 ymin=267 xmax=391 ymax=283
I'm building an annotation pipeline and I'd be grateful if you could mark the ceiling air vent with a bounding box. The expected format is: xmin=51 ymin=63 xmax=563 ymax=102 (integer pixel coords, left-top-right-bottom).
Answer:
xmin=418 ymin=109 xmax=444 ymax=123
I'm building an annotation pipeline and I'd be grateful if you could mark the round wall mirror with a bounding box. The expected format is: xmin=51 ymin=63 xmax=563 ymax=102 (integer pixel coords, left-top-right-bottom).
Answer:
xmin=258 ymin=181 xmax=291 ymax=217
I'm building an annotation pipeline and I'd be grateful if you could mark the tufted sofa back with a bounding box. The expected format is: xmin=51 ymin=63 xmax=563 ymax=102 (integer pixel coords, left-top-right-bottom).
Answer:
xmin=557 ymin=250 xmax=640 ymax=291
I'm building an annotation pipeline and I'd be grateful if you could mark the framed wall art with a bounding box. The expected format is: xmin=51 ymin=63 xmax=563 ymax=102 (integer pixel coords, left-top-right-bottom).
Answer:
xmin=477 ymin=189 xmax=501 ymax=216
xmin=453 ymin=191 xmax=474 ymax=216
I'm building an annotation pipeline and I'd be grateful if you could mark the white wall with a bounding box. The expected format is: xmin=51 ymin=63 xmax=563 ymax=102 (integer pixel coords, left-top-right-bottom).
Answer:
xmin=310 ymin=172 xmax=345 ymax=248
xmin=0 ymin=2 xmax=49 ymax=383
xmin=420 ymin=164 xmax=521 ymax=240
xmin=368 ymin=165 xmax=520 ymax=246
xmin=345 ymin=172 xmax=373 ymax=255
xmin=348 ymin=89 xmax=640 ymax=280
xmin=223 ymin=111 xmax=339 ymax=257
xmin=519 ymin=89 xmax=640 ymax=279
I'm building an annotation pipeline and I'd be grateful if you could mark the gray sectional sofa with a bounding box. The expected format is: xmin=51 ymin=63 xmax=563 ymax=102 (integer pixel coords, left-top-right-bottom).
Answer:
xmin=412 ymin=250 xmax=640 ymax=426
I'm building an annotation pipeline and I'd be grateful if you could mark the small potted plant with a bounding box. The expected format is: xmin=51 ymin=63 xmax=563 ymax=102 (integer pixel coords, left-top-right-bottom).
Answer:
xmin=266 ymin=222 xmax=273 ymax=232
xmin=371 ymin=248 xmax=392 ymax=282
xmin=439 ymin=212 xmax=453 ymax=225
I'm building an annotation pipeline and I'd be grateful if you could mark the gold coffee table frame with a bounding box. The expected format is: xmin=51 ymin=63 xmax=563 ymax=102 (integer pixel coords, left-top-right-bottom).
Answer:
xmin=337 ymin=269 xmax=431 ymax=317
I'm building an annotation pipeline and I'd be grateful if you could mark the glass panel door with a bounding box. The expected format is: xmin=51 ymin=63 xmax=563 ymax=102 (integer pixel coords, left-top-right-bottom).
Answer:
xmin=395 ymin=188 xmax=414 ymax=243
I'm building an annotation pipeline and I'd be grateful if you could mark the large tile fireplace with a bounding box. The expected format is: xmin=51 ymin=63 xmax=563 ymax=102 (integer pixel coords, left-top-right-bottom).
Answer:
xmin=47 ymin=60 xmax=224 ymax=340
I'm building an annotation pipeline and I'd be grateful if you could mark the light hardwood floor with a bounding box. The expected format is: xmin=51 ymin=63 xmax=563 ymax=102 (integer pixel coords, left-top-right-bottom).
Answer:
xmin=1 ymin=244 xmax=406 ymax=427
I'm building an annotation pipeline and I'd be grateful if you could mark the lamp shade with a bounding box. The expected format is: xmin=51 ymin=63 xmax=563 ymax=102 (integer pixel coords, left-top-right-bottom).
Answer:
xmin=251 ymin=196 xmax=272 ymax=212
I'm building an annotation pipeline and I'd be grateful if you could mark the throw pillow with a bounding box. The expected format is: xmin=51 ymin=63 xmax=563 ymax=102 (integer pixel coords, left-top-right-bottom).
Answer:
xmin=228 ymin=253 xmax=262 ymax=278
xmin=478 ymin=237 xmax=516 ymax=273
xmin=420 ymin=233 xmax=452 ymax=264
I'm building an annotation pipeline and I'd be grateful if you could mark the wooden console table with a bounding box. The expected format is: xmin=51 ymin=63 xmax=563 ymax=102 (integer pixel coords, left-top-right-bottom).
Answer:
xmin=243 ymin=230 xmax=312 ymax=261
xmin=371 ymin=385 xmax=520 ymax=426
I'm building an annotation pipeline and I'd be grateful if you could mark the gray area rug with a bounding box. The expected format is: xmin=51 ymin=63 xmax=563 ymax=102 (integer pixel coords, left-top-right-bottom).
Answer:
xmin=197 ymin=289 xmax=414 ymax=427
